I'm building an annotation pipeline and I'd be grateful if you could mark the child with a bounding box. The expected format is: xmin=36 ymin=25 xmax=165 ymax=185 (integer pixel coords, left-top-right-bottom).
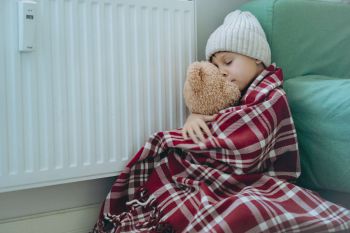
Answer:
xmin=182 ymin=10 xmax=271 ymax=144
xmin=92 ymin=10 xmax=350 ymax=233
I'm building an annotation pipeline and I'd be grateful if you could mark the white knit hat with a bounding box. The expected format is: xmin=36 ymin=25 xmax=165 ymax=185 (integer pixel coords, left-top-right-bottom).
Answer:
xmin=205 ymin=10 xmax=271 ymax=67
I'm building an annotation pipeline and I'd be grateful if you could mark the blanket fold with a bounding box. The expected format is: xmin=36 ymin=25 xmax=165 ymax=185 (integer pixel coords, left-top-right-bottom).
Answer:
xmin=92 ymin=64 xmax=350 ymax=233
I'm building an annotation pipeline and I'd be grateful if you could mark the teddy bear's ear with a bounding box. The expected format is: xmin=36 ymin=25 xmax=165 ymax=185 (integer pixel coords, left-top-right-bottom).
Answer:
xmin=186 ymin=62 xmax=205 ymax=93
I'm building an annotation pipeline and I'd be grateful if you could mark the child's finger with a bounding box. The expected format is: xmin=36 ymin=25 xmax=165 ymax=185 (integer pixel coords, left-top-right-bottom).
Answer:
xmin=182 ymin=128 xmax=189 ymax=139
xmin=188 ymin=129 xmax=199 ymax=144
xmin=193 ymin=125 xmax=205 ymax=143
xmin=203 ymin=114 xmax=218 ymax=122
xmin=199 ymin=121 xmax=212 ymax=138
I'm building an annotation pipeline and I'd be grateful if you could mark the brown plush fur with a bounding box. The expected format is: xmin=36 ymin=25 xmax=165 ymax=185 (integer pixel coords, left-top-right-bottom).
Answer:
xmin=183 ymin=61 xmax=241 ymax=115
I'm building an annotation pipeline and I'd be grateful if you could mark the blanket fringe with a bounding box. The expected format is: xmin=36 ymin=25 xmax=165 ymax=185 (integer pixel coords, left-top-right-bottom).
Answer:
xmin=92 ymin=186 xmax=176 ymax=233
xmin=126 ymin=194 xmax=155 ymax=208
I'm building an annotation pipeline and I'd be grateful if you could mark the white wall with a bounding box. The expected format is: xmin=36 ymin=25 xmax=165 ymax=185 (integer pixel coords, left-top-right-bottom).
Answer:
xmin=0 ymin=178 xmax=117 ymax=233
xmin=195 ymin=0 xmax=250 ymax=60
xmin=0 ymin=177 xmax=115 ymax=220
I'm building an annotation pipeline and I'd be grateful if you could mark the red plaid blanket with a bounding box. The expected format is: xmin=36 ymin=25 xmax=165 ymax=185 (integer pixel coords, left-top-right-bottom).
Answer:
xmin=92 ymin=64 xmax=350 ymax=233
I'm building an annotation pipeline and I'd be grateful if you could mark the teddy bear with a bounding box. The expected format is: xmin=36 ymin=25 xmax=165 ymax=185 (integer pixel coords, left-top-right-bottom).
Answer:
xmin=183 ymin=61 xmax=241 ymax=115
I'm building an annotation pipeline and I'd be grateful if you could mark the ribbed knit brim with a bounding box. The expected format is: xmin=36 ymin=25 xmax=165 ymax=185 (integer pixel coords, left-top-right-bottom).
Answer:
xmin=205 ymin=10 xmax=271 ymax=67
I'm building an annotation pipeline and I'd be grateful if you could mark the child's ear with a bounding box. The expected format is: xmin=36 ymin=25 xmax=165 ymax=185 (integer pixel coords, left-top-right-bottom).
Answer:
xmin=255 ymin=60 xmax=262 ymax=65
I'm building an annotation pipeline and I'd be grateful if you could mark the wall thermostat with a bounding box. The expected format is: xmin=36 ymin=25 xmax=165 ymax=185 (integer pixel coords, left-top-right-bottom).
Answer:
xmin=18 ymin=0 xmax=37 ymax=52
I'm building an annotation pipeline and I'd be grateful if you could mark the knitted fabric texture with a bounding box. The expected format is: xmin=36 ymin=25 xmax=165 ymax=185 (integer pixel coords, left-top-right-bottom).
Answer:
xmin=206 ymin=10 xmax=271 ymax=66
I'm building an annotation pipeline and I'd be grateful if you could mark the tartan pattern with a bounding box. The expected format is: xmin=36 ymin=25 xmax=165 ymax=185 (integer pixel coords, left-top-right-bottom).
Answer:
xmin=92 ymin=64 xmax=350 ymax=233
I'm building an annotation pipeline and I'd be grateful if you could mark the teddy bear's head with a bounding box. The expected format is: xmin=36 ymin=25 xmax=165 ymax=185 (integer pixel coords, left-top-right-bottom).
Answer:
xmin=183 ymin=61 xmax=241 ymax=115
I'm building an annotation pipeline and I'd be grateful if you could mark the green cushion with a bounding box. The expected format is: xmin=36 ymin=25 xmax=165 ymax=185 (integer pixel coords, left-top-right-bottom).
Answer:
xmin=284 ymin=76 xmax=350 ymax=192
xmin=241 ymin=0 xmax=350 ymax=80
xmin=241 ymin=0 xmax=350 ymax=194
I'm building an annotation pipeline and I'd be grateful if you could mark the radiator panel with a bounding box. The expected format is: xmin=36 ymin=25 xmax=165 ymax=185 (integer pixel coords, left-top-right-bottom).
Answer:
xmin=0 ymin=0 xmax=195 ymax=193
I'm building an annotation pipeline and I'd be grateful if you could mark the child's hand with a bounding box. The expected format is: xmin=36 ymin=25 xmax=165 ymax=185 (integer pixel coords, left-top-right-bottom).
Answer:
xmin=182 ymin=113 xmax=217 ymax=144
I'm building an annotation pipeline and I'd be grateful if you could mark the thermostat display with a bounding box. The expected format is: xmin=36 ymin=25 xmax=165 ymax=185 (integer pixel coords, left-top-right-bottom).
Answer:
xmin=18 ymin=1 xmax=37 ymax=52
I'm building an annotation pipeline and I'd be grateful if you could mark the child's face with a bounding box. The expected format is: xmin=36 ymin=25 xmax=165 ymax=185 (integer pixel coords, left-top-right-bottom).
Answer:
xmin=211 ymin=52 xmax=264 ymax=92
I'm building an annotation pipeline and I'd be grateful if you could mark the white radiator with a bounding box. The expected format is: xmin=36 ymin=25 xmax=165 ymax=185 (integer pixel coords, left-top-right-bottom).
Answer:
xmin=0 ymin=0 xmax=195 ymax=193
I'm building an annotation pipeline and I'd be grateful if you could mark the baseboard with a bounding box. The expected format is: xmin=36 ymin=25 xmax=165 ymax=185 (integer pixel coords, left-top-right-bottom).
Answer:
xmin=0 ymin=204 xmax=101 ymax=233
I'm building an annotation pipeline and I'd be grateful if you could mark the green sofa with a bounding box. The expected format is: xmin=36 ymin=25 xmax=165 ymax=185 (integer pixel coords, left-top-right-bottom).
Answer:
xmin=240 ymin=0 xmax=350 ymax=208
